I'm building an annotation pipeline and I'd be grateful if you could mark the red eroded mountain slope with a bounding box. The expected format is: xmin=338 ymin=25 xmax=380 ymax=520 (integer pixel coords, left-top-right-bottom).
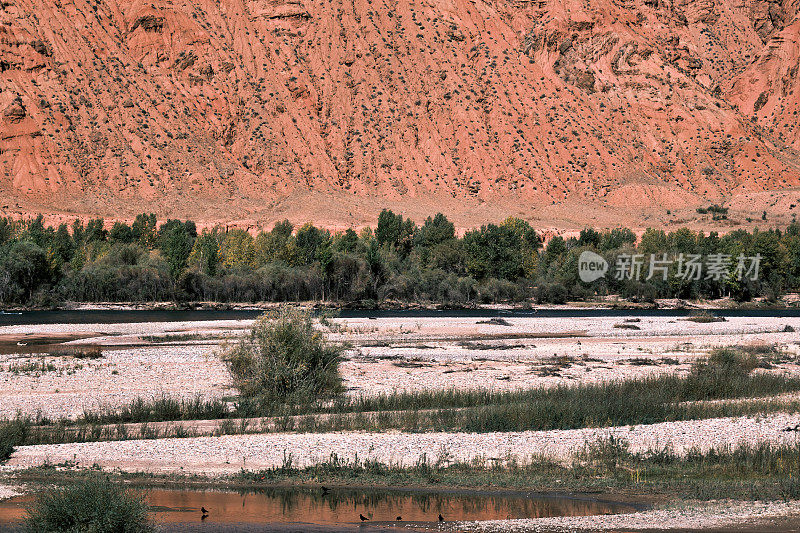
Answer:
xmin=0 ymin=0 xmax=798 ymax=229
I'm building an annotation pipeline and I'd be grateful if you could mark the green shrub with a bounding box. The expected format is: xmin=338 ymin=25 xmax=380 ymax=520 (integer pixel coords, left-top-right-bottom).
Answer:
xmin=684 ymin=348 xmax=759 ymax=399
xmin=24 ymin=476 xmax=152 ymax=533
xmin=577 ymin=436 xmax=632 ymax=474
xmin=683 ymin=310 xmax=725 ymax=323
xmin=535 ymin=283 xmax=568 ymax=304
xmin=223 ymin=307 xmax=344 ymax=404
xmin=0 ymin=418 xmax=28 ymax=463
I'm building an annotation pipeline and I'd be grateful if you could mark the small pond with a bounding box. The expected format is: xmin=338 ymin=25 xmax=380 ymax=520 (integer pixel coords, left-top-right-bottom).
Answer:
xmin=0 ymin=486 xmax=639 ymax=532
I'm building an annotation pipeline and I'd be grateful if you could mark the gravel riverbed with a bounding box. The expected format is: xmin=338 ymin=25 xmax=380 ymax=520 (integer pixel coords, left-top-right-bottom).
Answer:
xmin=2 ymin=316 xmax=800 ymax=419
xmin=6 ymin=413 xmax=800 ymax=475
xmin=454 ymin=500 xmax=800 ymax=532
xmin=4 ymin=314 xmax=800 ymax=532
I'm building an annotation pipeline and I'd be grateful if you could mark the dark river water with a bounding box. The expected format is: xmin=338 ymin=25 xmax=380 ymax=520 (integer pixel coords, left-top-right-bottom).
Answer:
xmin=1 ymin=306 xmax=800 ymax=326
xmin=0 ymin=487 xmax=638 ymax=532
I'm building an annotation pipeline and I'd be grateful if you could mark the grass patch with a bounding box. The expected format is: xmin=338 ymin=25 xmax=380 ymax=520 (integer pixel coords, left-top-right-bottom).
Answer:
xmin=12 ymin=440 xmax=800 ymax=503
xmin=10 ymin=346 xmax=798 ymax=446
xmin=626 ymin=357 xmax=657 ymax=365
xmin=681 ymin=310 xmax=726 ymax=323
xmin=0 ymin=418 xmax=28 ymax=463
xmin=459 ymin=341 xmax=525 ymax=350
xmin=233 ymin=439 xmax=800 ymax=501
xmin=476 ymin=317 xmax=512 ymax=326
xmin=7 ymin=359 xmax=58 ymax=374
xmin=48 ymin=345 xmax=103 ymax=359
xmin=81 ymin=395 xmax=230 ymax=425
xmin=141 ymin=332 xmax=233 ymax=343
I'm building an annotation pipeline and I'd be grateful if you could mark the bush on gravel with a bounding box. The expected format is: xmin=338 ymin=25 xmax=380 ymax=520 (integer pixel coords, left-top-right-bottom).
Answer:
xmin=223 ymin=307 xmax=344 ymax=404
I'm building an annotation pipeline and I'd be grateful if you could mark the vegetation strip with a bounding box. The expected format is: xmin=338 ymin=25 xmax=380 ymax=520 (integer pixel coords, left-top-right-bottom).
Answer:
xmin=10 ymin=438 xmax=800 ymax=503
xmin=14 ymin=397 xmax=800 ymax=446
xmin=1 ymin=211 xmax=796 ymax=308
xmin=5 ymin=347 xmax=800 ymax=446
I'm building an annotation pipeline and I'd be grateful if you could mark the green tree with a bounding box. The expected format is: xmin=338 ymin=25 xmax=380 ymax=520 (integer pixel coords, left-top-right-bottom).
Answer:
xmin=188 ymin=230 xmax=221 ymax=276
xmin=50 ymin=224 xmax=75 ymax=269
xmin=415 ymin=213 xmax=455 ymax=248
xmin=220 ymin=229 xmax=256 ymax=270
xmin=501 ymin=216 xmax=541 ymax=249
xmin=599 ymin=228 xmax=637 ymax=251
xmin=84 ymin=218 xmax=107 ymax=243
xmin=23 ymin=215 xmax=49 ymax=248
xmin=577 ymin=228 xmax=601 ymax=248
xmin=109 ymin=222 xmax=134 ymax=244
xmin=376 ymin=209 xmax=416 ymax=256
xmin=783 ymin=228 xmax=800 ymax=286
xmin=326 ymin=252 xmax=370 ymax=300
xmin=0 ymin=241 xmax=52 ymax=303
xmin=158 ymin=220 xmax=196 ymax=278
xmin=0 ymin=217 xmax=14 ymax=245
xmin=638 ymin=228 xmax=668 ymax=256
xmin=364 ymin=237 xmax=385 ymax=295
xmin=667 ymin=227 xmax=698 ymax=254
xmin=542 ymin=235 xmax=567 ymax=272
xmin=71 ymin=219 xmax=85 ymax=246
xmin=428 ymin=239 xmax=468 ymax=275
xmin=132 ymin=213 xmax=158 ymax=248
xmin=255 ymin=220 xmax=294 ymax=265
xmin=294 ymin=223 xmax=330 ymax=266
xmin=502 ymin=217 xmax=541 ymax=278
xmin=334 ymin=228 xmax=359 ymax=253
xmin=463 ymin=224 xmax=524 ymax=280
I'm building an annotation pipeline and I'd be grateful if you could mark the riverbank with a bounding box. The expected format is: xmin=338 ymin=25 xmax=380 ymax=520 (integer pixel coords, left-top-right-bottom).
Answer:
xmin=3 ymin=459 xmax=800 ymax=533
xmin=2 ymin=314 xmax=799 ymax=419
xmin=4 ymin=312 xmax=800 ymax=531
xmin=456 ymin=500 xmax=800 ymax=532
xmin=3 ymin=294 xmax=800 ymax=313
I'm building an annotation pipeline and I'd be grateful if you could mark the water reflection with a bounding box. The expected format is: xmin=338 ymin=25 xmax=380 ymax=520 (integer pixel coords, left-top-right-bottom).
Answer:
xmin=0 ymin=486 xmax=636 ymax=530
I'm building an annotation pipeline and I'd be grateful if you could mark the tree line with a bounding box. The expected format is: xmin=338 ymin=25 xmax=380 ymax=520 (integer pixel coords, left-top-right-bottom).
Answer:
xmin=0 ymin=211 xmax=798 ymax=306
